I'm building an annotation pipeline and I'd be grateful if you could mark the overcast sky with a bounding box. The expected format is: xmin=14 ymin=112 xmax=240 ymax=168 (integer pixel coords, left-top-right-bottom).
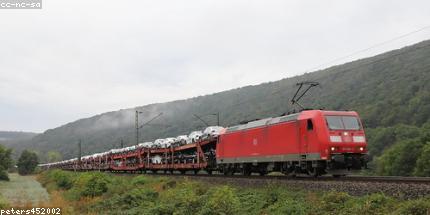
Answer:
xmin=1 ymin=0 xmax=430 ymax=133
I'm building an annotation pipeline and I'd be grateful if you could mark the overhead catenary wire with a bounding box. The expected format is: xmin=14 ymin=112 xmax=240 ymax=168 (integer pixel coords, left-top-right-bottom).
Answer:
xmin=304 ymin=25 xmax=430 ymax=73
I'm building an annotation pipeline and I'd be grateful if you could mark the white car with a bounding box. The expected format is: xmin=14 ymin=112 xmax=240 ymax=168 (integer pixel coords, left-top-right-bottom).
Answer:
xmin=203 ymin=126 xmax=225 ymax=138
xmin=163 ymin=138 xmax=177 ymax=148
xmin=138 ymin=142 xmax=153 ymax=148
xmin=151 ymin=155 xmax=162 ymax=164
xmin=153 ymin=139 xmax=165 ymax=148
xmin=125 ymin=146 xmax=136 ymax=151
xmin=176 ymin=135 xmax=189 ymax=146
xmin=188 ymin=131 xmax=203 ymax=143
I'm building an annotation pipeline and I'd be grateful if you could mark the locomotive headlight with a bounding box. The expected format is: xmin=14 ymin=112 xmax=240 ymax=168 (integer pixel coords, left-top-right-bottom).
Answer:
xmin=353 ymin=136 xmax=366 ymax=143
xmin=359 ymin=147 xmax=364 ymax=151
xmin=330 ymin=136 xmax=342 ymax=142
xmin=331 ymin=147 xmax=336 ymax=151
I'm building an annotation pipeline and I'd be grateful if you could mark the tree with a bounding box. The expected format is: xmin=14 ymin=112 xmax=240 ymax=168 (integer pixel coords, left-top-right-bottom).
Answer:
xmin=376 ymin=139 xmax=424 ymax=176
xmin=17 ymin=150 xmax=38 ymax=175
xmin=414 ymin=142 xmax=430 ymax=176
xmin=0 ymin=145 xmax=12 ymax=181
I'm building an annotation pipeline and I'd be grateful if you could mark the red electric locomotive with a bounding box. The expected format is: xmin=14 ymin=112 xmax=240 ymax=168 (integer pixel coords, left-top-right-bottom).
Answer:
xmin=217 ymin=110 xmax=368 ymax=176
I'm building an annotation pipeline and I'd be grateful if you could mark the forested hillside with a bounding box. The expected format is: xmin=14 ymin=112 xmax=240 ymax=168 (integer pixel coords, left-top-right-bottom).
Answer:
xmin=0 ymin=131 xmax=37 ymax=142
xmin=0 ymin=131 xmax=38 ymax=160
xmin=5 ymin=40 xmax=430 ymax=175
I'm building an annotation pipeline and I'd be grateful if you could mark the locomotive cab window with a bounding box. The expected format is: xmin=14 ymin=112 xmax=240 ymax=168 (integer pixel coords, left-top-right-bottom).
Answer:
xmin=326 ymin=116 xmax=361 ymax=130
xmin=307 ymin=119 xmax=314 ymax=131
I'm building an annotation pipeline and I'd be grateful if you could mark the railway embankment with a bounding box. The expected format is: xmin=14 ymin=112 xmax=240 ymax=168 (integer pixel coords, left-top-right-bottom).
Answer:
xmin=34 ymin=170 xmax=430 ymax=214
xmin=169 ymin=174 xmax=430 ymax=199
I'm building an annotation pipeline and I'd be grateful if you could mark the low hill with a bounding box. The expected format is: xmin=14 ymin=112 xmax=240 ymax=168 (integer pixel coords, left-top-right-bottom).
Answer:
xmin=0 ymin=131 xmax=38 ymax=142
xmin=0 ymin=131 xmax=38 ymax=159
xmin=9 ymin=40 xmax=430 ymax=161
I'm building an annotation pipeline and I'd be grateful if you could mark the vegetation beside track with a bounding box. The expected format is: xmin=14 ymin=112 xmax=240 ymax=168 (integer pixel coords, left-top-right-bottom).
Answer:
xmin=38 ymin=170 xmax=430 ymax=215
xmin=0 ymin=194 xmax=9 ymax=209
xmin=0 ymin=173 xmax=50 ymax=207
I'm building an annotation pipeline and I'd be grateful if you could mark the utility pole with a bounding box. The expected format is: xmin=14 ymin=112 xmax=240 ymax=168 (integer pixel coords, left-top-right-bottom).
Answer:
xmin=78 ymin=139 xmax=82 ymax=170
xmin=135 ymin=110 xmax=139 ymax=145
xmin=120 ymin=139 xmax=124 ymax=148
xmin=135 ymin=110 xmax=163 ymax=145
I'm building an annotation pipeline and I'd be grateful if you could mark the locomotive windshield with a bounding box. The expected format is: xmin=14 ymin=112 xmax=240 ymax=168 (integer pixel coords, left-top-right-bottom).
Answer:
xmin=325 ymin=116 xmax=361 ymax=130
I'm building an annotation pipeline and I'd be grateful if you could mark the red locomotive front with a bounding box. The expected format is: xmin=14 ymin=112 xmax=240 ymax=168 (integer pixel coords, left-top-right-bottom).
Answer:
xmin=216 ymin=110 xmax=368 ymax=176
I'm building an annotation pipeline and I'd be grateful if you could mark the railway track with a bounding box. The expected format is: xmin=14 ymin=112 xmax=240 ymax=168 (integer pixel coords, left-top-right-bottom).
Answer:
xmin=113 ymin=171 xmax=430 ymax=184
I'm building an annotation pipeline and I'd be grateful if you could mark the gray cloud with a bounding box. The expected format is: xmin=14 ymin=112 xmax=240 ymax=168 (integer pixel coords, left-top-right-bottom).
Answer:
xmin=1 ymin=0 xmax=430 ymax=132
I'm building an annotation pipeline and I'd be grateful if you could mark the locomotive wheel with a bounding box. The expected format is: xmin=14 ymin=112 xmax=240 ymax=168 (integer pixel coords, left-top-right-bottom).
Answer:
xmin=311 ymin=168 xmax=320 ymax=178
xmin=258 ymin=164 xmax=268 ymax=176
xmin=242 ymin=165 xmax=252 ymax=176
xmin=223 ymin=169 xmax=233 ymax=176
xmin=180 ymin=170 xmax=186 ymax=175
xmin=206 ymin=170 xmax=213 ymax=175
xmin=243 ymin=171 xmax=251 ymax=176
xmin=194 ymin=170 xmax=199 ymax=175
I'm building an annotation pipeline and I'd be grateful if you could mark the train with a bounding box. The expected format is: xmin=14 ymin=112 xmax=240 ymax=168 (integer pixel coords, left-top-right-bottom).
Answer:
xmin=40 ymin=110 xmax=368 ymax=177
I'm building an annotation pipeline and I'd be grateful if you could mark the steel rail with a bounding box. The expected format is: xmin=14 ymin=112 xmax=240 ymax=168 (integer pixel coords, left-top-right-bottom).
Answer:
xmin=107 ymin=171 xmax=430 ymax=184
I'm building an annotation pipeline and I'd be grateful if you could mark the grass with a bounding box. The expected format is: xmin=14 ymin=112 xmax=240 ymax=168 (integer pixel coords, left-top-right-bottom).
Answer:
xmin=0 ymin=173 xmax=50 ymax=207
xmin=36 ymin=170 xmax=430 ymax=215
xmin=0 ymin=194 xmax=9 ymax=209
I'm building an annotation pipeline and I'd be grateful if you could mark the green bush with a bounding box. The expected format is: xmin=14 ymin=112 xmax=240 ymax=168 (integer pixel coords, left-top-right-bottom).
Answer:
xmin=236 ymin=190 xmax=268 ymax=214
xmin=146 ymin=203 xmax=176 ymax=215
xmin=199 ymin=186 xmax=240 ymax=215
xmin=354 ymin=193 xmax=395 ymax=214
xmin=0 ymin=167 xmax=9 ymax=181
xmin=156 ymin=181 xmax=206 ymax=214
xmin=131 ymin=175 xmax=152 ymax=186
xmin=0 ymin=145 xmax=12 ymax=181
xmin=93 ymin=180 xmax=160 ymax=214
xmin=49 ymin=169 xmax=74 ymax=190
xmin=394 ymin=198 xmax=430 ymax=215
xmin=319 ymin=191 xmax=351 ymax=212
xmin=376 ymin=139 xmax=424 ymax=176
xmin=51 ymin=171 xmax=112 ymax=199
xmin=78 ymin=173 xmax=110 ymax=197
xmin=267 ymin=199 xmax=307 ymax=215
xmin=121 ymin=188 xmax=158 ymax=207
xmin=17 ymin=150 xmax=38 ymax=175
xmin=414 ymin=142 xmax=430 ymax=176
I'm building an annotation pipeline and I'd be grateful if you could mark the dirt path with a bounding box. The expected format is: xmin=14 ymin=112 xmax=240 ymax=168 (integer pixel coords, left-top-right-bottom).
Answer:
xmin=0 ymin=173 xmax=50 ymax=206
